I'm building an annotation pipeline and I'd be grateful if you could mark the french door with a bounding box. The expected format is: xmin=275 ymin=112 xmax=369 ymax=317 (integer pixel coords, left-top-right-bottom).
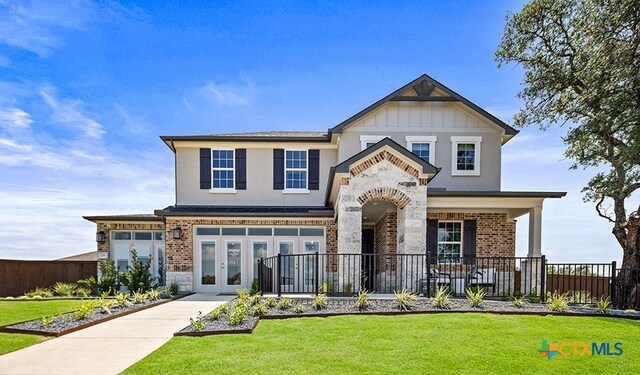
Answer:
xmin=195 ymin=238 xmax=245 ymax=293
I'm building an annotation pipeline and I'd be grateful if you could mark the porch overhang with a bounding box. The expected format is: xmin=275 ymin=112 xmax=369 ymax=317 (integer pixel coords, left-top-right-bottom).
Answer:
xmin=325 ymin=137 xmax=440 ymax=207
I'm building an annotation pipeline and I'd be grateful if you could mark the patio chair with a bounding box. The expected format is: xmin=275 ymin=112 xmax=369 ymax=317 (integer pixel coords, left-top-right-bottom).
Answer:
xmin=419 ymin=269 xmax=451 ymax=295
xmin=467 ymin=268 xmax=496 ymax=293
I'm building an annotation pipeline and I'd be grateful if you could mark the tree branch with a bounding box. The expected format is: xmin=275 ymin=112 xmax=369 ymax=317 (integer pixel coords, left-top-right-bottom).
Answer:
xmin=596 ymin=196 xmax=616 ymax=223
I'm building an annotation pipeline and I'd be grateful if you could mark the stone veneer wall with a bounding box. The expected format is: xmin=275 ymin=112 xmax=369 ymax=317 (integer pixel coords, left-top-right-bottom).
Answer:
xmin=427 ymin=212 xmax=516 ymax=257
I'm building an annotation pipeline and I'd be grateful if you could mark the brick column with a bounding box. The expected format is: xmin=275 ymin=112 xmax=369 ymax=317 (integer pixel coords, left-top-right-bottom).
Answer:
xmin=165 ymin=218 xmax=194 ymax=292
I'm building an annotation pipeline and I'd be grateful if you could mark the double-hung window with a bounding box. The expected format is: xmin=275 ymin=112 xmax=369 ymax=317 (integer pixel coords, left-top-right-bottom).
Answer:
xmin=285 ymin=150 xmax=308 ymax=190
xmin=212 ymin=150 xmax=235 ymax=189
xmin=359 ymin=135 xmax=386 ymax=150
xmin=406 ymin=136 xmax=436 ymax=164
xmin=451 ymin=136 xmax=481 ymax=176
xmin=437 ymin=221 xmax=462 ymax=263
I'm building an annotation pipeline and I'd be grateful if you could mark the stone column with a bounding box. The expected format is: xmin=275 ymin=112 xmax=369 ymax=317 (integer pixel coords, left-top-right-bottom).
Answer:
xmin=336 ymin=186 xmax=362 ymax=292
xmin=396 ymin=184 xmax=427 ymax=291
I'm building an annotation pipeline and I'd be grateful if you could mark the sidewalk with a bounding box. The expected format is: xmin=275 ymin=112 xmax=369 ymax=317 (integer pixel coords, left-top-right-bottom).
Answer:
xmin=0 ymin=294 xmax=232 ymax=375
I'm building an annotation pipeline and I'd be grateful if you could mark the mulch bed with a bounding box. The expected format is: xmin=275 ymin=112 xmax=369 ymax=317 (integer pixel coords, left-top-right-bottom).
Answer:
xmin=0 ymin=295 xmax=188 ymax=337
xmin=176 ymin=297 xmax=640 ymax=337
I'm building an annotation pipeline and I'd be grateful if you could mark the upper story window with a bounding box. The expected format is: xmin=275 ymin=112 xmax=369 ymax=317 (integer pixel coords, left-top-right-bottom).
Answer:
xmin=437 ymin=221 xmax=462 ymax=263
xmin=451 ymin=136 xmax=481 ymax=176
xmin=285 ymin=150 xmax=308 ymax=190
xmin=212 ymin=150 xmax=235 ymax=189
xmin=406 ymin=136 xmax=437 ymax=164
xmin=360 ymin=135 xmax=386 ymax=150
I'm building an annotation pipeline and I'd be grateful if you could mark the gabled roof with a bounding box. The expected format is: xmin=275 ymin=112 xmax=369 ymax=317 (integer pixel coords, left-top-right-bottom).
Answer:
xmin=328 ymin=74 xmax=519 ymax=141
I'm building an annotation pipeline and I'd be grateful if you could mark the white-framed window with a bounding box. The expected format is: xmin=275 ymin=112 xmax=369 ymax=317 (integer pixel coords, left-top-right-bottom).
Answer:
xmin=359 ymin=135 xmax=386 ymax=150
xmin=437 ymin=221 xmax=463 ymax=263
xmin=212 ymin=149 xmax=235 ymax=189
xmin=451 ymin=136 xmax=481 ymax=176
xmin=406 ymin=136 xmax=437 ymax=164
xmin=285 ymin=150 xmax=308 ymax=190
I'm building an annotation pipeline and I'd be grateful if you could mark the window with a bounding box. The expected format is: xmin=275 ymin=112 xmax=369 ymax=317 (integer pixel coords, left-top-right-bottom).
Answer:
xmin=285 ymin=150 xmax=308 ymax=189
xmin=252 ymin=241 xmax=268 ymax=282
xmin=212 ymin=150 xmax=235 ymax=189
xmin=303 ymin=241 xmax=319 ymax=286
xmin=406 ymin=136 xmax=437 ymax=164
xmin=360 ymin=135 xmax=385 ymax=150
xmin=437 ymin=222 xmax=462 ymax=263
xmin=451 ymin=136 xmax=481 ymax=176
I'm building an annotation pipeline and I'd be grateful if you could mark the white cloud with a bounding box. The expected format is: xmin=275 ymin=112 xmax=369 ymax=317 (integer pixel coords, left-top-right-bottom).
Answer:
xmin=40 ymin=89 xmax=105 ymax=139
xmin=114 ymin=103 xmax=150 ymax=134
xmin=196 ymin=78 xmax=256 ymax=106
xmin=0 ymin=137 xmax=33 ymax=151
xmin=0 ymin=107 xmax=33 ymax=128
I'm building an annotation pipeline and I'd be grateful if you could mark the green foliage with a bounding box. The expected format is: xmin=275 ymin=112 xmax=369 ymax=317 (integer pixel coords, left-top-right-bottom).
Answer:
xmin=119 ymin=248 xmax=153 ymax=293
xmin=168 ymin=281 xmax=180 ymax=295
xmin=500 ymin=289 xmax=511 ymax=301
xmin=53 ymin=282 xmax=76 ymax=297
xmin=527 ymin=288 xmax=541 ymax=303
xmin=312 ymin=294 xmax=328 ymax=310
xmin=131 ymin=291 xmax=148 ymax=304
xmin=73 ymin=301 xmax=96 ymax=320
xmin=431 ymin=286 xmax=452 ymax=309
xmin=252 ymin=302 xmax=268 ymax=316
xmin=249 ymin=294 xmax=262 ymax=306
xmin=466 ymin=287 xmax=487 ymax=308
xmin=277 ymin=297 xmax=292 ymax=310
xmin=548 ymin=292 xmax=570 ymax=312
xmin=229 ymin=304 xmax=247 ymax=326
xmin=320 ymin=280 xmax=335 ymax=293
xmin=343 ymin=283 xmax=353 ymax=294
xmin=25 ymin=288 xmax=53 ymax=298
xmin=250 ymin=278 xmax=259 ymax=295
xmin=98 ymin=260 xmax=119 ymax=296
xmin=512 ymin=297 xmax=525 ymax=308
xmin=597 ymin=296 xmax=612 ymax=314
xmin=77 ymin=276 xmax=98 ymax=296
xmin=40 ymin=316 xmax=54 ymax=328
xmin=147 ymin=289 xmax=161 ymax=301
xmin=265 ymin=297 xmax=276 ymax=308
xmin=96 ymin=298 xmax=114 ymax=314
xmin=293 ymin=303 xmax=304 ymax=314
xmin=115 ymin=292 xmax=131 ymax=308
xmin=209 ymin=305 xmax=226 ymax=320
xmin=75 ymin=288 xmax=91 ymax=298
xmin=217 ymin=303 xmax=228 ymax=314
xmin=394 ymin=288 xmax=417 ymax=311
xmin=190 ymin=311 xmax=206 ymax=331
xmin=355 ymin=290 xmax=370 ymax=311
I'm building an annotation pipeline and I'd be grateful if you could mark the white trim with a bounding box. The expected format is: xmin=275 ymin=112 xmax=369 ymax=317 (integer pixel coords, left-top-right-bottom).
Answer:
xmin=284 ymin=149 xmax=308 ymax=191
xmin=209 ymin=189 xmax=237 ymax=194
xmin=211 ymin=148 xmax=236 ymax=190
xmin=359 ymin=135 xmax=386 ymax=150
xmin=451 ymin=136 xmax=481 ymax=176
xmin=406 ymin=136 xmax=437 ymax=164
xmin=436 ymin=220 xmax=464 ymax=263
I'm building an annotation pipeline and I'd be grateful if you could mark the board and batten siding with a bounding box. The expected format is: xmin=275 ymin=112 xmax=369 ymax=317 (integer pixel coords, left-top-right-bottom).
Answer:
xmin=338 ymin=101 xmax=502 ymax=191
xmin=176 ymin=147 xmax=337 ymax=206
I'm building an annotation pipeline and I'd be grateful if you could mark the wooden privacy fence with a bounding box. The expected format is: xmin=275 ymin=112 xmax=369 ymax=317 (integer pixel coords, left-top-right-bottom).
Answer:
xmin=0 ymin=259 xmax=97 ymax=297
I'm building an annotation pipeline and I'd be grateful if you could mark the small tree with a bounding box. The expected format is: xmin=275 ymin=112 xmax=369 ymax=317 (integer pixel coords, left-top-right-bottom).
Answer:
xmin=98 ymin=259 xmax=119 ymax=295
xmin=120 ymin=248 xmax=153 ymax=293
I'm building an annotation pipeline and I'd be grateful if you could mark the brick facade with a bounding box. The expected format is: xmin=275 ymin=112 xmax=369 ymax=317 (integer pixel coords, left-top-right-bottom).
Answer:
xmin=374 ymin=212 xmax=397 ymax=255
xmin=95 ymin=221 xmax=165 ymax=261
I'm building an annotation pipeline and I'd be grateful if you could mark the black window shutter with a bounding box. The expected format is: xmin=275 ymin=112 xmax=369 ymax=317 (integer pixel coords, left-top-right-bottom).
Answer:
xmin=273 ymin=149 xmax=284 ymax=190
xmin=463 ymin=220 xmax=477 ymax=265
xmin=308 ymin=149 xmax=320 ymax=190
xmin=235 ymin=149 xmax=246 ymax=190
xmin=426 ymin=219 xmax=438 ymax=264
xmin=199 ymin=148 xmax=211 ymax=189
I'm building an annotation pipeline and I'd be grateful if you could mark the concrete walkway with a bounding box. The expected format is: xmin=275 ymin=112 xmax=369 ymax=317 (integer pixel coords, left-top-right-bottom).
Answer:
xmin=0 ymin=294 xmax=232 ymax=375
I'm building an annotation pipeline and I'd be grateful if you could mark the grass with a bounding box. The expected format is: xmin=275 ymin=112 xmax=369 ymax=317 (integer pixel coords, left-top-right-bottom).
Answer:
xmin=0 ymin=299 xmax=85 ymax=355
xmin=124 ymin=314 xmax=640 ymax=375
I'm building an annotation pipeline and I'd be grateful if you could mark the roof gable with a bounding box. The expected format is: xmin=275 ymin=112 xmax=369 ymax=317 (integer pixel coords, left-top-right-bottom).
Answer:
xmin=329 ymin=74 xmax=518 ymax=141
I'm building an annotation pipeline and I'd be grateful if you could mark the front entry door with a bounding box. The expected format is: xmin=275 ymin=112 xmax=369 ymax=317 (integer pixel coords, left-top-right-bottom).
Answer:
xmin=195 ymin=239 xmax=244 ymax=293
xmin=361 ymin=229 xmax=375 ymax=291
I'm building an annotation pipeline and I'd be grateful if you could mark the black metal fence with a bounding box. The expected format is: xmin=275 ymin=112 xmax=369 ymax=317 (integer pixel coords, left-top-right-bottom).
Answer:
xmin=257 ymin=253 xmax=640 ymax=309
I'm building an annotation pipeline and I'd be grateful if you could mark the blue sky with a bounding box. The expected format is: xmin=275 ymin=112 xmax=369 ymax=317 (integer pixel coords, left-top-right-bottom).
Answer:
xmin=0 ymin=0 xmax=633 ymax=262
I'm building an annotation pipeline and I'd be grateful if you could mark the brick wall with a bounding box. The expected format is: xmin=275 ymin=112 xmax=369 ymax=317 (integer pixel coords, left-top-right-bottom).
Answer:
xmin=374 ymin=212 xmax=397 ymax=255
xmin=95 ymin=221 xmax=165 ymax=261
xmin=427 ymin=212 xmax=515 ymax=257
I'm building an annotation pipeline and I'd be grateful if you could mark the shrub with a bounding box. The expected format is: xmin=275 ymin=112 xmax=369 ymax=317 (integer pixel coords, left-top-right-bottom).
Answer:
xmin=190 ymin=311 xmax=206 ymax=331
xmin=73 ymin=301 xmax=96 ymax=320
xmin=115 ymin=293 xmax=131 ymax=308
xmin=168 ymin=280 xmax=180 ymax=295
xmin=465 ymin=287 xmax=487 ymax=308
xmin=252 ymin=302 xmax=268 ymax=316
xmin=41 ymin=316 xmax=54 ymax=328
xmin=217 ymin=303 xmax=228 ymax=314
xmin=548 ymin=292 xmax=570 ymax=312
xmin=512 ymin=297 xmax=524 ymax=308
xmin=96 ymin=298 xmax=114 ymax=314
xmin=53 ymin=282 xmax=76 ymax=297
xmin=597 ymin=296 xmax=611 ymax=314
xmin=98 ymin=260 xmax=119 ymax=296
xmin=32 ymin=295 xmax=43 ymax=300
xmin=236 ymin=288 xmax=250 ymax=301
xmin=147 ymin=289 xmax=161 ymax=301
xmin=431 ymin=286 xmax=452 ymax=309
xmin=75 ymin=288 xmax=91 ymax=298
xmin=25 ymin=288 xmax=53 ymax=298
xmin=527 ymin=288 xmax=541 ymax=303
xmin=293 ymin=303 xmax=304 ymax=314
xmin=131 ymin=291 xmax=148 ymax=304
xmin=250 ymin=278 xmax=259 ymax=295
xmin=355 ymin=290 xmax=370 ymax=311
xmin=265 ymin=296 xmax=276 ymax=308
xmin=250 ymin=294 xmax=262 ymax=306
xmin=394 ymin=288 xmax=417 ymax=311
xmin=312 ymin=294 xmax=328 ymax=310
xmin=209 ymin=306 xmax=226 ymax=320
xmin=19 ymin=295 xmax=29 ymax=300
xmin=119 ymin=248 xmax=153 ymax=293
xmin=500 ymin=289 xmax=511 ymax=301
xmin=77 ymin=276 xmax=98 ymax=296
xmin=278 ymin=297 xmax=292 ymax=310
xmin=229 ymin=304 xmax=247 ymax=326
xmin=320 ymin=280 xmax=335 ymax=293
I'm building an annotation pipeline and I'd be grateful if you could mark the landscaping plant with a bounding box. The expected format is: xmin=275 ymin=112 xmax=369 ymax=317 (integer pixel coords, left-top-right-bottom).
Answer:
xmin=40 ymin=316 xmax=54 ymax=328
xmin=394 ymin=288 xmax=417 ymax=311
xmin=209 ymin=306 xmax=225 ymax=320
xmin=252 ymin=302 xmax=268 ymax=316
xmin=527 ymin=288 xmax=541 ymax=303
xmin=265 ymin=296 xmax=276 ymax=308
xmin=53 ymin=282 xmax=77 ymax=297
xmin=228 ymin=304 xmax=247 ymax=326
xmin=96 ymin=298 xmax=114 ymax=314
xmin=131 ymin=291 xmax=148 ymax=304
xmin=597 ymin=296 xmax=611 ymax=314
xmin=431 ymin=286 xmax=452 ymax=309
xmin=512 ymin=297 xmax=524 ymax=308
xmin=25 ymin=288 xmax=53 ymax=298
xmin=293 ymin=303 xmax=304 ymax=314
xmin=250 ymin=294 xmax=261 ymax=306
xmin=312 ymin=294 xmax=328 ymax=310
xmin=190 ymin=311 xmax=206 ymax=331
xmin=147 ymin=289 xmax=161 ymax=301
xmin=115 ymin=292 xmax=131 ymax=308
xmin=73 ymin=301 xmax=96 ymax=320
xmin=75 ymin=288 xmax=91 ymax=298
xmin=278 ymin=297 xmax=292 ymax=310
xmin=119 ymin=248 xmax=153 ymax=293
xmin=98 ymin=260 xmax=119 ymax=295
xmin=355 ymin=290 xmax=370 ymax=311
xmin=168 ymin=280 xmax=180 ymax=295
xmin=77 ymin=276 xmax=99 ymax=296
xmin=548 ymin=292 xmax=570 ymax=312
xmin=465 ymin=287 xmax=487 ymax=308
xmin=320 ymin=280 xmax=335 ymax=293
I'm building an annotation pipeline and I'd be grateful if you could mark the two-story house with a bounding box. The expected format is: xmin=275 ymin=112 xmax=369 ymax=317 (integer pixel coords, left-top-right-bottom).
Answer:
xmin=84 ymin=74 xmax=565 ymax=294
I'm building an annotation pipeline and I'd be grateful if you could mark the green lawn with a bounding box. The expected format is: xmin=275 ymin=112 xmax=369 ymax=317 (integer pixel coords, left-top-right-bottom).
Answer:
xmin=0 ymin=300 xmax=85 ymax=355
xmin=124 ymin=313 xmax=640 ymax=374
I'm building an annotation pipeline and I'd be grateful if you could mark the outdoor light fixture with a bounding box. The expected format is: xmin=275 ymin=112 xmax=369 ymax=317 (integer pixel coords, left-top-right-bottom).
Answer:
xmin=95 ymin=231 xmax=106 ymax=243
xmin=172 ymin=227 xmax=182 ymax=239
